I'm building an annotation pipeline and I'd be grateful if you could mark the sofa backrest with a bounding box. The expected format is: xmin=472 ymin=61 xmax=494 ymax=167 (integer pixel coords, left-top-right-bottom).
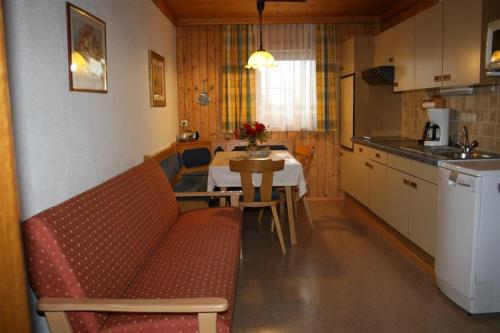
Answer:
xmin=22 ymin=160 xmax=179 ymax=332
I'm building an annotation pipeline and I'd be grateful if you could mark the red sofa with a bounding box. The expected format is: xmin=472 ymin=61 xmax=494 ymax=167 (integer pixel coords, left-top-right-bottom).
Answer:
xmin=23 ymin=159 xmax=243 ymax=333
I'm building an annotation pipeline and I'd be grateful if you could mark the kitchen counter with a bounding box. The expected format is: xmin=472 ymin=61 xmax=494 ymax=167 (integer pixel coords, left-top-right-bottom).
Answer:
xmin=350 ymin=137 xmax=500 ymax=166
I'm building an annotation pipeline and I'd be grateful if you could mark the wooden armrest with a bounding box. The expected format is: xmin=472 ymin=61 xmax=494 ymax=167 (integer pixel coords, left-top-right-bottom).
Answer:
xmin=38 ymin=297 xmax=227 ymax=333
xmin=175 ymin=191 xmax=242 ymax=207
xmin=38 ymin=297 xmax=228 ymax=313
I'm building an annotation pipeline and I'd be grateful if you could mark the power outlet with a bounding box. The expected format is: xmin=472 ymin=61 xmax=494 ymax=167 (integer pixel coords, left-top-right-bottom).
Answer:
xmin=181 ymin=120 xmax=188 ymax=127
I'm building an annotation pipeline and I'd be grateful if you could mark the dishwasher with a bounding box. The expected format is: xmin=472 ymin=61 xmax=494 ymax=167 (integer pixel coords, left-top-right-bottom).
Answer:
xmin=436 ymin=160 xmax=500 ymax=314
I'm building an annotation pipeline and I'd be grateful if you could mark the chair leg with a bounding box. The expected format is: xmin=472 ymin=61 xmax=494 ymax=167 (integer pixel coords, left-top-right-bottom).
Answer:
xmin=303 ymin=196 xmax=314 ymax=229
xmin=293 ymin=189 xmax=299 ymax=218
xmin=258 ymin=208 xmax=265 ymax=224
xmin=271 ymin=206 xmax=286 ymax=254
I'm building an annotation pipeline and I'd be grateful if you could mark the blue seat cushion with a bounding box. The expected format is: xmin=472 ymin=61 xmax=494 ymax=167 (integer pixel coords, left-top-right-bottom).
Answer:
xmin=173 ymin=174 xmax=210 ymax=202
xmin=173 ymin=174 xmax=208 ymax=193
xmin=181 ymin=148 xmax=211 ymax=168
xmin=253 ymin=188 xmax=281 ymax=202
xmin=159 ymin=153 xmax=181 ymax=182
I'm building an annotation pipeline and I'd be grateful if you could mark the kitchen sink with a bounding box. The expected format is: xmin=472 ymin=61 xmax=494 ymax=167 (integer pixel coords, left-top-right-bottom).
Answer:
xmin=436 ymin=151 xmax=500 ymax=160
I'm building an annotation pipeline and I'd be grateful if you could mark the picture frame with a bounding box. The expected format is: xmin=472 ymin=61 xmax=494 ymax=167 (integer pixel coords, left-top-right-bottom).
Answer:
xmin=66 ymin=2 xmax=107 ymax=93
xmin=148 ymin=50 xmax=166 ymax=107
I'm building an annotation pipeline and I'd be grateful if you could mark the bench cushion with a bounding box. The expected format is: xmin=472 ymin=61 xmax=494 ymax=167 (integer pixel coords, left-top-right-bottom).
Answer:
xmin=101 ymin=207 xmax=243 ymax=333
xmin=181 ymin=147 xmax=211 ymax=168
xmin=173 ymin=174 xmax=208 ymax=193
xmin=159 ymin=152 xmax=181 ymax=182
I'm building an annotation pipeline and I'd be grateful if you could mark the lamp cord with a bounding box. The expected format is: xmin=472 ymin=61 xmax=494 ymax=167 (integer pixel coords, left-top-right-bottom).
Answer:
xmin=257 ymin=0 xmax=265 ymax=51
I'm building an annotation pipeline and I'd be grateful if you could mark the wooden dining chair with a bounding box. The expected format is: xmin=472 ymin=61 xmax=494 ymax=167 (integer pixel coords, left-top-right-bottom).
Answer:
xmin=292 ymin=144 xmax=315 ymax=229
xmin=229 ymin=158 xmax=287 ymax=254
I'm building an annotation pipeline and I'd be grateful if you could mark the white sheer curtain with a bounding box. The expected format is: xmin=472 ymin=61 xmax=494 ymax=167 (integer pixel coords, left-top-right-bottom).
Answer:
xmin=254 ymin=24 xmax=317 ymax=131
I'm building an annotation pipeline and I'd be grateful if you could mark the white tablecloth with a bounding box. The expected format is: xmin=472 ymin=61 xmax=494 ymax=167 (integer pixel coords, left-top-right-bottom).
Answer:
xmin=207 ymin=151 xmax=307 ymax=197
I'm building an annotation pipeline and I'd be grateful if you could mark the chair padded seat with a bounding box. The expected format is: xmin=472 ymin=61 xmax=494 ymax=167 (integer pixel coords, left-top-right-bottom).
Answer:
xmin=101 ymin=207 xmax=242 ymax=333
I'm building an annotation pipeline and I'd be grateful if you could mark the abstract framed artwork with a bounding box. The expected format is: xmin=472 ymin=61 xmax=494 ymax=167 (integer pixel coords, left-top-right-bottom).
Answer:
xmin=66 ymin=2 xmax=107 ymax=93
xmin=148 ymin=50 xmax=166 ymax=107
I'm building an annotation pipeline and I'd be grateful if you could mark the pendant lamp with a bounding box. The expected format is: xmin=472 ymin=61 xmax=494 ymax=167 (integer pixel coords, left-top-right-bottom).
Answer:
xmin=246 ymin=0 xmax=277 ymax=69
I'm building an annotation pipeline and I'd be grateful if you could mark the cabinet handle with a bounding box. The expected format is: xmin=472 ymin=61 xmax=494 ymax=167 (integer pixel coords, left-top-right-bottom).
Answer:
xmin=403 ymin=179 xmax=410 ymax=186
xmin=410 ymin=182 xmax=417 ymax=189
xmin=394 ymin=82 xmax=399 ymax=88
xmin=340 ymin=66 xmax=344 ymax=71
xmin=340 ymin=152 xmax=343 ymax=157
xmin=443 ymin=74 xmax=451 ymax=81
xmin=358 ymin=147 xmax=363 ymax=153
xmin=375 ymin=153 xmax=381 ymax=158
xmin=365 ymin=162 xmax=373 ymax=169
xmin=434 ymin=75 xmax=442 ymax=82
xmin=388 ymin=57 xmax=394 ymax=63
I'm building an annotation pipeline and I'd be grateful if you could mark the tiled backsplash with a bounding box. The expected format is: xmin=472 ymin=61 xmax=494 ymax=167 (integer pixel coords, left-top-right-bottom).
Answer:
xmin=401 ymin=85 xmax=500 ymax=153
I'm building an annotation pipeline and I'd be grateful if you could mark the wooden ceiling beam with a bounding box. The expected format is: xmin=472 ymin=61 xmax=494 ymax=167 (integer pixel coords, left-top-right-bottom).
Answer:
xmin=152 ymin=0 xmax=178 ymax=26
xmin=178 ymin=16 xmax=380 ymax=26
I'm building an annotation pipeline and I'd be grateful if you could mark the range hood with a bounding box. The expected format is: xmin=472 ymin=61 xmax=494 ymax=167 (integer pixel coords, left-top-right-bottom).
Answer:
xmin=361 ymin=66 xmax=394 ymax=85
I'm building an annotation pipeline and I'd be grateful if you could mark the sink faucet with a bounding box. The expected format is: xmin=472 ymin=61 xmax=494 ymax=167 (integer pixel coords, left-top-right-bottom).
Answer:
xmin=455 ymin=126 xmax=479 ymax=154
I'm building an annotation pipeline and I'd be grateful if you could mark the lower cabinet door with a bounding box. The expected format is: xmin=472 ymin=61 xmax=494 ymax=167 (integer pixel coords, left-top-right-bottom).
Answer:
xmin=408 ymin=177 xmax=437 ymax=256
xmin=368 ymin=161 xmax=387 ymax=220
xmin=386 ymin=168 xmax=410 ymax=235
xmin=351 ymin=153 xmax=370 ymax=206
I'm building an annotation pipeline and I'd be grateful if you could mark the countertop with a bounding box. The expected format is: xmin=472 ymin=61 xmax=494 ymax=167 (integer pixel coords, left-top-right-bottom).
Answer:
xmin=350 ymin=137 xmax=500 ymax=166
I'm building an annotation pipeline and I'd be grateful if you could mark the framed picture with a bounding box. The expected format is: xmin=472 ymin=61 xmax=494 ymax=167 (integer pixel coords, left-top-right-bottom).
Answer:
xmin=148 ymin=50 xmax=166 ymax=107
xmin=66 ymin=2 xmax=107 ymax=93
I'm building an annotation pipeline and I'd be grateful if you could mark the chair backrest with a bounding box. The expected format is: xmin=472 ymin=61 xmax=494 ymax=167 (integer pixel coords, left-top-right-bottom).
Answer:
xmin=229 ymin=159 xmax=284 ymax=203
xmin=294 ymin=144 xmax=314 ymax=176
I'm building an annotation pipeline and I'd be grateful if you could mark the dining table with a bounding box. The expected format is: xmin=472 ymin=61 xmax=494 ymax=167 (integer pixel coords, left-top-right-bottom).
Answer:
xmin=207 ymin=150 xmax=307 ymax=245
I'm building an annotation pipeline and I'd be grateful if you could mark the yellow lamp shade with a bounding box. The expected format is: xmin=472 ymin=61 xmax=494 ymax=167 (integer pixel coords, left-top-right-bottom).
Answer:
xmin=245 ymin=50 xmax=278 ymax=69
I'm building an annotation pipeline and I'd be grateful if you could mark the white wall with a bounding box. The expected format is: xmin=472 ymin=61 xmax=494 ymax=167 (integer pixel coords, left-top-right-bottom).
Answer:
xmin=4 ymin=0 xmax=178 ymax=220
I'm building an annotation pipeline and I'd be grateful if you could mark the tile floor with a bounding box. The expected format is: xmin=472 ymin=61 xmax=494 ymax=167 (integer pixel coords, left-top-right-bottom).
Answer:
xmin=232 ymin=199 xmax=500 ymax=333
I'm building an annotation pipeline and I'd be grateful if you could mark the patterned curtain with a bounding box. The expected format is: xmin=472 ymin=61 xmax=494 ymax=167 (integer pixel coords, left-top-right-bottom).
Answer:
xmin=315 ymin=24 xmax=337 ymax=132
xmin=221 ymin=25 xmax=256 ymax=133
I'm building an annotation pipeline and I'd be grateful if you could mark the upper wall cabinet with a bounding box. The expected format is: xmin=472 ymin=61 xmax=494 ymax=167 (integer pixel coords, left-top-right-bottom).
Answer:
xmin=340 ymin=37 xmax=355 ymax=76
xmin=414 ymin=2 xmax=443 ymax=90
xmin=442 ymin=0 xmax=482 ymax=87
xmin=393 ymin=17 xmax=415 ymax=92
xmin=374 ymin=27 xmax=394 ymax=67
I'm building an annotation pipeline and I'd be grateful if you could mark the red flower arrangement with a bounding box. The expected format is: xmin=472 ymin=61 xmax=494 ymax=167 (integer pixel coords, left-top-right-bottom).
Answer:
xmin=234 ymin=121 xmax=268 ymax=149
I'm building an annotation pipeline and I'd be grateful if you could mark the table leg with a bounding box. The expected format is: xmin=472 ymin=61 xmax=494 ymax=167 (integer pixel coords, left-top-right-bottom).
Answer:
xmin=220 ymin=187 xmax=227 ymax=207
xmin=285 ymin=186 xmax=297 ymax=245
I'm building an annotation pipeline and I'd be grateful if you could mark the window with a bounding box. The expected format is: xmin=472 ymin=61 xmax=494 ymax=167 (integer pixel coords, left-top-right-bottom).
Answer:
xmin=255 ymin=24 xmax=317 ymax=131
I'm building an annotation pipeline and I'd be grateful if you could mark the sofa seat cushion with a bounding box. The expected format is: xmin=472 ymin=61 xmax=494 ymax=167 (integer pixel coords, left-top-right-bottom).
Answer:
xmin=101 ymin=207 xmax=243 ymax=333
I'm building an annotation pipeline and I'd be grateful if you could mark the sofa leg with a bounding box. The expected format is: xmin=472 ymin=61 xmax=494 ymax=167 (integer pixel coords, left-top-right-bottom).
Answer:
xmin=45 ymin=312 xmax=73 ymax=333
xmin=198 ymin=312 xmax=217 ymax=333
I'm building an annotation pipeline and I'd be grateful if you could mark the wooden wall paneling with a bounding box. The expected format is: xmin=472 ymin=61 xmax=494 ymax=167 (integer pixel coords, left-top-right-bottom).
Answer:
xmin=198 ymin=27 xmax=209 ymax=140
xmin=0 ymin=0 xmax=31 ymax=330
xmin=176 ymin=23 xmax=379 ymax=200
xmin=176 ymin=27 xmax=185 ymax=136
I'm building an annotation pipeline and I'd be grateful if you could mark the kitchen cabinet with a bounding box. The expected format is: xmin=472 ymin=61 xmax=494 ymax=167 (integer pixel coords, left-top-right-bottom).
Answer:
xmin=408 ymin=176 xmax=437 ymax=256
xmin=374 ymin=27 xmax=394 ymax=67
xmin=414 ymin=2 xmax=443 ymax=90
xmin=340 ymin=37 xmax=355 ymax=76
xmin=342 ymin=143 xmax=439 ymax=256
xmin=393 ymin=17 xmax=415 ymax=92
xmin=342 ymin=146 xmax=387 ymax=218
xmin=386 ymin=167 xmax=411 ymax=235
xmin=368 ymin=160 xmax=388 ymax=220
xmin=442 ymin=0 xmax=482 ymax=87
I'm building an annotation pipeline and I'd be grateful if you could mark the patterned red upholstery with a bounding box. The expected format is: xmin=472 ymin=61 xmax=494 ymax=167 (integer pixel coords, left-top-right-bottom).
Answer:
xmin=22 ymin=160 xmax=242 ymax=333
xmin=101 ymin=207 xmax=242 ymax=333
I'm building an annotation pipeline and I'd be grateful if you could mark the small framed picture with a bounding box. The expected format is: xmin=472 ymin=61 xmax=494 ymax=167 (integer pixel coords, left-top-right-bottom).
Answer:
xmin=149 ymin=50 xmax=166 ymax=107
xmin=66 ymin=2 xmax=107 ymax=93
